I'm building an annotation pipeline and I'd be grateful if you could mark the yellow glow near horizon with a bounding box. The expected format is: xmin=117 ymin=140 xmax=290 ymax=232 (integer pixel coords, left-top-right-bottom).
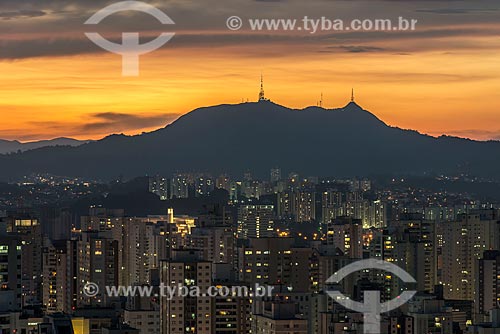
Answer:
xmin=1 ymin=36 xmax=500 ymax=141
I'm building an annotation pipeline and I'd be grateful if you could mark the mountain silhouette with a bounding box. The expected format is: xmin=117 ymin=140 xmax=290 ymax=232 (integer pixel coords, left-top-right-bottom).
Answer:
xmin=0 ymin=101 xmax=499 ymax=181
xmin=0 ymin=137 xmax=88 ymax=154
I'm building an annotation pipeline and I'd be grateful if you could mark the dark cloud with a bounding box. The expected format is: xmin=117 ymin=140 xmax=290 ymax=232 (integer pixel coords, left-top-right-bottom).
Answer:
xmin=0 ymin=34 xmax=167 ymax=59
xmin=0 ymin=0 xmax=166 ymax=17
xmin=25 ymin=113 xmax=180 ymax=139
xmin=2 ymin=22 xmax=500 ymax=60
xmin=318 ymin=45 xmax=388 ymax=54
xmin=0 ymin=38 xmax=99 ymax=59
xmin=79 ymin=112 xmax=180 ymax=132
xmin=337 ymin=45 xmax=387 ymax=53
xmin=416 ymin=8 xmax=499 ymax=15
xmin=0 ymin=10 xmax=47 ymax=20
xmin=0 ymin=0 xmax=499 ymax=60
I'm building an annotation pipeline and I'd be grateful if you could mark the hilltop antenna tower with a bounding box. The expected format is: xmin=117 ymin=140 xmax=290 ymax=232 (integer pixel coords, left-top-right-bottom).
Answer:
xmin=319 ymin=93 xmax=323 ymax=108
xmin=351 ymin=88 xmax=355 ymax=102
xmin=259 ymin=74 xmax=266 ymax=101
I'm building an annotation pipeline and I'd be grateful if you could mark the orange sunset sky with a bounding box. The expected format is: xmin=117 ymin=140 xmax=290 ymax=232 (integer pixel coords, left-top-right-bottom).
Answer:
xmin=1 ymin=0 xmax=500 ymax=141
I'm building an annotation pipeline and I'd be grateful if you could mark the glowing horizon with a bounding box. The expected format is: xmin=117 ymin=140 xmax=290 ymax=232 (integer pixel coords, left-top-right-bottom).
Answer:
xmin=1 ymin=0 xmax=500 ymax=142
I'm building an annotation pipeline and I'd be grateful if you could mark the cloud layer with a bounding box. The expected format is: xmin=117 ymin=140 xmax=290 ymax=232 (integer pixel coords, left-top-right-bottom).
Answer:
xmin=1 ymin=0 xmax=500 ymax=141
xmin=1 ymin=0 xmax=500 ymax=60
xmin=0 ymin=113 xmax=180 ymax=141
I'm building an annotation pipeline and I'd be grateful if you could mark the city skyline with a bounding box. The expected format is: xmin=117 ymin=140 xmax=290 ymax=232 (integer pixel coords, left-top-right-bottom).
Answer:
xmin=1 ymin=169 xmax=500 ymax=334
xmin=2 ymin=1 xmax=500 ymax=334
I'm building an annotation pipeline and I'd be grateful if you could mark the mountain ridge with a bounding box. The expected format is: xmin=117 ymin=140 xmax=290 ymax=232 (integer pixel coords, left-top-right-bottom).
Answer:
xmin=0 ymin=137 xmax=89 ymax=154
xmin=0 ymin=101 xmax=499 ymax=181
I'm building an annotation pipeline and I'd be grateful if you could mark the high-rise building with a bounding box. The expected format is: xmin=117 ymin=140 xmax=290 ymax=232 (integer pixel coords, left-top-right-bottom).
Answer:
xmin=0 ymin=312 xmax=42 ymax=333
xmin=252 ymin=301 xmax=308 ymax=334
xmin=123 ymin=292 xmax=160 ymax=334
xmin=0 ymin=236 xmax=22 ymax=311
xmin=40 ymin=206 xmax=72 ymax=241
xmin=194 ymin=175 xmax=215 ymax=197
xmin=213 ymin=292 xmax=251 ymax=334
xmin=41 ymin=239 xmax=79 ymax=314
xmin=350 ymin=179 xmax=372 ymax=192
xmin=237 ymin=205 xmax=275 ymax=239
xmin=237 ymin=237 xmax=294 ymax=286
xmin=124 ymin=309 xmax=160 ymax=334
xmin=321 ymin=191 xmax=342 ymax=225
xmin=270 ymin=168 xmax=281 ymax=183
xmin=216 ymin=175 xmax=231 ymax=192
xmin=171 ymin=174 xmax=190 ymax=199
xmin=78 ymin=231 xmax=119 ymax=307
xmin=189 ymin=225 xmax=235 ymax=265
xmin=196 ymin=206 xmax=233 ymax=228
xmin=149 ymin=175 xmax=168 ymax=200
xmin=316 ymin=244 xmax=353 ymax=293
xmin=81 ymin=208 xmax=193 ymax=288
xmin=475 ymin=250 xmax=500 ymax=322
xmin=389 ymin=218 xmax=437 ymax=294
xmin=160 ymin=249 xmax=213 ymax=334
xmin=237 ymin=237 xmax=314 ymax=291
xmin=325 ymin=217 xmax=363 ymax=259
xmin=321 ymin=190 xmax=386 ymax=228
xmin=81 ymin=209 xmax=127 ymax=286
xmin=367 ymin=200 xmax=387 ymax=229
xmin=5 ymin=214 xmax=42 ymax=306
xmin=468 ymin=309 xmax=500 ymax=334
xmin=241 ymin=180 xmax=265 ymax=200
xmin=123 ymin=219 xmax=159 ymax=286
xmin=277 ymin=191 xmax=316 ymax=223
xmin=407 ymin=294 xmax=466 ymax=334
xmin=440 ymin=214 xmax=500 ymax=300
xmin=255 ymin=290 xmax=329 ymax=334
xmin=388 ymin=315 xmax=414 ymax=334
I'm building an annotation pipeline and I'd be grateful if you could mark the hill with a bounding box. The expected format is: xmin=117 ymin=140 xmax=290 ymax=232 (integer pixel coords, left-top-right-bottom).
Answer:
xmin=0 ymin=101 xmax=498 ymax=181
xmin=0 ymin=137 xmax=88 ymax=154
